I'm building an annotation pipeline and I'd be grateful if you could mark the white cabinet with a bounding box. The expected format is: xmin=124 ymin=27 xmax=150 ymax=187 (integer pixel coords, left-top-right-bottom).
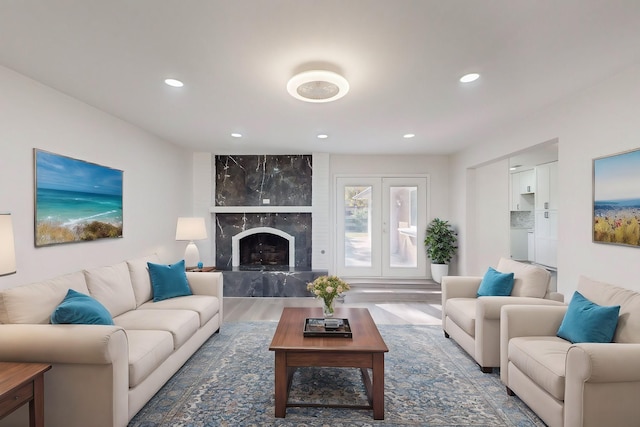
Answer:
xmin=510 ymin=171 xmax=534 ymax=211
xmin=534 ymin=161 xmax=558 ymax=268
xmin=535 ymin=161 xmax=558 ymax=210
xmin=510 ymin=228 xmax=528 ymax=260
xmin=534 ymin=210 xmax=558 ymax=268
xmin=519 ymin=169 xmax=535 ymax=194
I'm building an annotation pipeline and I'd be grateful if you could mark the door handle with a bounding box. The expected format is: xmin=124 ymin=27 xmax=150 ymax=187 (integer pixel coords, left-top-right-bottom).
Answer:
xmin=544 ymin=202 xmax=549 ymax=209
xmin=544 ymin=211 xmax=549 ymax=219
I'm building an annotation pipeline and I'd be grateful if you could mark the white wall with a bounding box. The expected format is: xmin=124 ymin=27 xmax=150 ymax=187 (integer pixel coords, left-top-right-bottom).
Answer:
xmin=451 ymin=61 xmax=640 ymax=296
xmin=469 ymin=159 xmax=510 ymax=274
xmin=0 ymin=66 xmax=194 ymax=289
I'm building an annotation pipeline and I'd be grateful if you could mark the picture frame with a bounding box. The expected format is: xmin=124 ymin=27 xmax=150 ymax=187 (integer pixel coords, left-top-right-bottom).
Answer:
xmin=34 ymin=149 xmax=123 ymax=247
xmin=593 ymin=147 xmax=640 ymax=247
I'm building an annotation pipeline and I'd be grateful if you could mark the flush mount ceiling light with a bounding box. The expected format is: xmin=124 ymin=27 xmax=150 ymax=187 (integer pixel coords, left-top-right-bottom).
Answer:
xmin=287 ymin=70 xmax=349 ymax=103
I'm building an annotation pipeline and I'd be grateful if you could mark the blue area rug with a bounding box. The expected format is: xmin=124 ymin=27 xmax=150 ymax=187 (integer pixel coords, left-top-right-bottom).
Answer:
xmin=128 ymin=322 xmax=544 ymax=426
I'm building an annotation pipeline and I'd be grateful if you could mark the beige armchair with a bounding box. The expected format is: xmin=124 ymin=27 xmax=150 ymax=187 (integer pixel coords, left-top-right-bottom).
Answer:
xmin=500 ymin=276 xmax=640 ymax=427
xmin=441 ymin=257 xmax=564 ymax=372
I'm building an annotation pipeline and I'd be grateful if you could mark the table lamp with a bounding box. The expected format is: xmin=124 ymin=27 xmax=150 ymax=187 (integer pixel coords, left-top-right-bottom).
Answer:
xmin=0 ymin=213 xmax=17 ymax=276
xmin=175 ymin=217 xmax=207 ymax=268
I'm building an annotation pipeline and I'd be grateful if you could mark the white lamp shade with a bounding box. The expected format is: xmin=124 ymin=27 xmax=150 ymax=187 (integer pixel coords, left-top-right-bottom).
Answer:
xmin=0 ymin=214 xmax=17 ymax=276
xmin=175 ymin=217 xmax=207 ymax=241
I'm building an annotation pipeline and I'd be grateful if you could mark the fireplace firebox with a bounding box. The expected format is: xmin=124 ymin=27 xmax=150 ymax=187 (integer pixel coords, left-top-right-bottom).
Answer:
xmin=240 ymin=232 xmax=289 ymax=266
xmin=231 ymin=226 xmax=295 ymax=268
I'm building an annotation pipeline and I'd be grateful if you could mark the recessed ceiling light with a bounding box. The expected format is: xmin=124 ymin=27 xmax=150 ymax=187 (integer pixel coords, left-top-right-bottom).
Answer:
xmin=317 ymin=134 xmax=328 ymax=139
xmin=403 ymin=133 xmax=415 ymax=139
xmin=231 ymin=133 xmax=242 ymax=138
xmin=460 ymin=73 xmax=480 ymax=83
xmin=164 ymin=78 xmax=184 ymax=88
xmin=287 ymin=70 xmax=349 ymax=103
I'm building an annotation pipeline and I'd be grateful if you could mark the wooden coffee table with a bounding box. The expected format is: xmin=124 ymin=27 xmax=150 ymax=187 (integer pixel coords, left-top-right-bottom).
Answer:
xmin=269 ymin=307 xmax=389 ymax=419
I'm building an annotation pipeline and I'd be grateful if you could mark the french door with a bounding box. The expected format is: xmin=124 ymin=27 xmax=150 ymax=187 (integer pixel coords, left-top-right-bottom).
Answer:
xmin=336 ymin=176 xmax=428 ymax=278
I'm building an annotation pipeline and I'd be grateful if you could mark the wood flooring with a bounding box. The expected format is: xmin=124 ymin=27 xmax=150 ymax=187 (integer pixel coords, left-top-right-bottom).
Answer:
xmin=223 ymin=291 xmax=443 ymax=325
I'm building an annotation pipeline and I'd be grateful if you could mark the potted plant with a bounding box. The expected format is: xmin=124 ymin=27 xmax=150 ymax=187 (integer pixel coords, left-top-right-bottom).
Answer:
xmin=424 ymin=218 xmax=458 ymax=284
xmin=306 ymin=275 xmax=351 ymax=317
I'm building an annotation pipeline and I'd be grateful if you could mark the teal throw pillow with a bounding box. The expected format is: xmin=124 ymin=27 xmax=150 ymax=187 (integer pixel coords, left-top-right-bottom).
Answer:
xmin=557 ymin=291 xmax=620 ymax=344
xmin=477 ymin=267 xmax=515 ymax=297
xmin=51 ymin=289 xmax=114 ymax=325
xmin=148 ymin=259 xmax=192 ymax=302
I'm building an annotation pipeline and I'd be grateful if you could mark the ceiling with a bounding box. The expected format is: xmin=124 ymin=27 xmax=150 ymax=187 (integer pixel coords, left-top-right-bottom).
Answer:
xmin=1 ymin=1 xmax=639 ymax=156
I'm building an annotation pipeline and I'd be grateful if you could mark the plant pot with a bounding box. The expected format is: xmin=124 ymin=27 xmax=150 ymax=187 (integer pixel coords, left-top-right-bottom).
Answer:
xmin=430 ymin=263 xmax=449 ymax=284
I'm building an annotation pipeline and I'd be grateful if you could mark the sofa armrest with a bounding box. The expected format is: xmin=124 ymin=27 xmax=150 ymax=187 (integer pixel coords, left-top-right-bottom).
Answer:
xmin=441 ymin=276 xmax=482 ymax=324
xmin=567 ymin=343 xmax=640 ymax=383
xmin=500 ymin=304 xmax=568 ymax=385
xmin=187 ymin=271 xmax=223 ymax=298
xmin=478 ymin=297 xmax=565 ymax=320
xmin=546 ymin=291 xmax=564 ymax=302
xmin=565 ymin=343 xmax=640 ymax=427
xmin=0 ymin=324 xmax=129 ymax=427
xmin=441 ymin=276 xmax=483 ymax=299
xmin=187 ymin=271 xmax=224 ymax=324
xmin=0 ymin=324 xmax=127 ymax=364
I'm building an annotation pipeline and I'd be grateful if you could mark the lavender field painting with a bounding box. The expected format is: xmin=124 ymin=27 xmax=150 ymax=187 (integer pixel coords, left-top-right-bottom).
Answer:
xmin=34 ymin=149 xmax=123 ymax=247
xmin=593 ymin=148 xmax=640 ymax=247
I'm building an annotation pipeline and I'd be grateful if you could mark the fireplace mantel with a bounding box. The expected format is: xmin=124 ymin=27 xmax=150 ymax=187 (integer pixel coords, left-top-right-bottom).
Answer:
xmin=210 ymin=206 xmax=312 ymax=213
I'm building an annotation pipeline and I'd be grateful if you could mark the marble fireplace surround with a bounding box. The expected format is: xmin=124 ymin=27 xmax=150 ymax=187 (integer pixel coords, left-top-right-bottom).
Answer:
xmin=213 ymin=155 xmax=326 ymax=297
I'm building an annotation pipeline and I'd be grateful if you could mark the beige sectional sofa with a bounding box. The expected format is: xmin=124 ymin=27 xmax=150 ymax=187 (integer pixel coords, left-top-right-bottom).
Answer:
xmin=441 ymin=257 xmax=564 ymax=372
xmin=0 ymin=254 xmax=223 ymax=427
xmin=501 ymin=276 xmax=640 ymax=427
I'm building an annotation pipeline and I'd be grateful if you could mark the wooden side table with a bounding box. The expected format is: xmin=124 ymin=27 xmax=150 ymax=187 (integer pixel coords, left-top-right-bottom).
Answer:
xmin=0 ymin=362 xmax=51 ymax=427
xmin=186 ymin=266 xmax=216 ymax=272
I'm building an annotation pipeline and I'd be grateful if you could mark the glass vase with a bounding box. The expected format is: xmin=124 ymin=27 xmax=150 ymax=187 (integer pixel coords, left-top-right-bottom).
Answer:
xmin=323 ymin=298 xmax=335 ymax=317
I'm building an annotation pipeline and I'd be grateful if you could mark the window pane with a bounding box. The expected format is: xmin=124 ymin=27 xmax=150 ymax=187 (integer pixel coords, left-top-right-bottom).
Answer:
xmin=344 ymin=186 xmax=372 ymax=267
xmin=390 ymin=186 xmax=418 ymax=268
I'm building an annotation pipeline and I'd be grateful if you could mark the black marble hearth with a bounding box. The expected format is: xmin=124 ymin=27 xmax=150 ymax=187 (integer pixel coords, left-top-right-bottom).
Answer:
xmin=220 ymin=267 xmax=328 ymax=297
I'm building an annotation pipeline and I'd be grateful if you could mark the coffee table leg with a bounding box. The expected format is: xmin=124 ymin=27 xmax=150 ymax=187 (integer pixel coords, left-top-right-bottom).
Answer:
xmin=274 ymin=351 xmax=287 ymax=418
xmin=372 ymin=353 xmax=384 ymax=420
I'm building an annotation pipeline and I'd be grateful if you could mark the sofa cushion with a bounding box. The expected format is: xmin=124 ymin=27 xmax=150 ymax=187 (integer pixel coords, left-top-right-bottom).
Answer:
xmin=84 ymin=262 xmax=137 ymax=318
xmin=127 ymin=254 xmax=161 ymax=307
xmin=0 ymin=271 xmax=89 ymax=324
xmin=445 ymin=298 xmax=476 ymax=337
xmin=138 ymin=295 xmax=220 ymax=327
xmin=147 ymin=260 xmax=192 ymax=302
xmin=578 ymin=276 xmax=640 ymax=344
xmin=497 ymin=257 xmax=550 ymax=298
xmin=509 ymin=336 xmax=571 ymax=401
xmin=51 ymin=289 xmax=114 ymax=325
xmin=477 ymin=267 xmax=514 ymax=297
xmin=114 ymin=309 xmax=200 ymax=349
xmin=125 ymin=329 xmax=174 ymax=387
xmin=557 ymin=291 xmax=620 ymax=344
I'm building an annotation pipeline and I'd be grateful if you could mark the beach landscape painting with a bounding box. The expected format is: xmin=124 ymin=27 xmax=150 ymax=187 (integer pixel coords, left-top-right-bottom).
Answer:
xmin=593 ymin=147 xmax=640 ymax=247
xmin=34 ymin=149 xmax=123 ymax=247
